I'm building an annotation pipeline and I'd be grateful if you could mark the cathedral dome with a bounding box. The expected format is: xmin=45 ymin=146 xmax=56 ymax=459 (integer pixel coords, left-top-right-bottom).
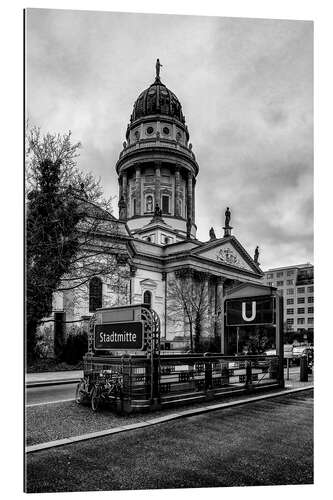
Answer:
xmin=131 ymin=76 xmax=185 ymax=124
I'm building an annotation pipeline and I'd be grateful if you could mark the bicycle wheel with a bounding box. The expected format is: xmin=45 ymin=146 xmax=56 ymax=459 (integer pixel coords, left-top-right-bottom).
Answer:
xmin=91 ymin=386 xmax=102 ymax=412
xmin=75 ymin=379 xmax=87 ymax=405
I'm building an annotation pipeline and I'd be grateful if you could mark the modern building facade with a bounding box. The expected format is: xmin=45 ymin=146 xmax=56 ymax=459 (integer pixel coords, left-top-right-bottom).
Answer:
xmin=263 ymin=263 xmax=314 ymax=340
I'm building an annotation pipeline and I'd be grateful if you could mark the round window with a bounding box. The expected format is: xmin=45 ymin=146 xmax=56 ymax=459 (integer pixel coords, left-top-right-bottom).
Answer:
xmin=146 ymin=126 xmax=154 ymax=135
xmin=163 ymin=126 xmax=170 ymax=135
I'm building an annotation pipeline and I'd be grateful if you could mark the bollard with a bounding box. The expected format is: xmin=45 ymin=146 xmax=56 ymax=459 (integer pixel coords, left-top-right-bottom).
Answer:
xmin=245 ymin=360 xmax=253 ymax=391
xmin=300 ymin=355 xmax=308 ymax=382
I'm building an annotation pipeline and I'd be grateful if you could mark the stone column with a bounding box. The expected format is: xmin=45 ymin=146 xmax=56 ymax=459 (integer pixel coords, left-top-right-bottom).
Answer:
xmin=216 ymin=278 xmax=226 ymax=354
xmin=118 ymin=176 xmax=122 ymax=217
xmin=135 ymin=165 xmax=141 ymax=215
xmin=155 ymin=162 xmax=161 ymax=208
xmin=192 ymin=178 xmax=196 ymax=222
xmin=174 ymin=166 xmax=181 ymax=216
xmin=187 ymin=172 xmax=193 ymax=223
xmin=118 ymin=176 xmax=122 ymax=201
xmin=122 ymin=171 xmax=128 ymax=218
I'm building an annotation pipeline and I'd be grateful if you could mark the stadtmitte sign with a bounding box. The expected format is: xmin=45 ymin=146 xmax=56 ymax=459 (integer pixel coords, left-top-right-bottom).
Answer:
xmin=94 ymin=322 xmax=144 ymax=350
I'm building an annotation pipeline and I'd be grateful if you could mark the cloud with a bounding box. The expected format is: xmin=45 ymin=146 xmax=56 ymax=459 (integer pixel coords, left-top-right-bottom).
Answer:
xmin=26 ymin=9 xmax=313 ymax=269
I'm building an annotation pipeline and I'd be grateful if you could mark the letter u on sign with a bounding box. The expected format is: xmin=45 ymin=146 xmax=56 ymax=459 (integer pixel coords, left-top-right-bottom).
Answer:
xmin=241 ymin=301 xmax=256 ymax=322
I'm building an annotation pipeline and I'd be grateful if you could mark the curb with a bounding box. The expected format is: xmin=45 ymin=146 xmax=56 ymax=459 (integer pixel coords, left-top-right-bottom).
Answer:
xmin=26 ymin=385 xmax=313 ymax=454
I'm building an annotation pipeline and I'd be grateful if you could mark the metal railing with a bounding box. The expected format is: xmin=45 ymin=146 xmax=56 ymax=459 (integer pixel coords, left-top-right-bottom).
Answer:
xmin=158 ymin=354 xmax=279 ymax=397
xmin=83 ymin=353 xmax=280 ymax=413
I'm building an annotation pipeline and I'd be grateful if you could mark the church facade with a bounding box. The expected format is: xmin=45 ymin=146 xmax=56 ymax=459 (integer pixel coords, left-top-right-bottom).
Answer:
xmin=49 ymin=62 xmax=264 ymax=354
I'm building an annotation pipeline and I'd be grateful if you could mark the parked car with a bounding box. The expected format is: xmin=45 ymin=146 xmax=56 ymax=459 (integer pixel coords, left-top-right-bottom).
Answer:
xmin=264 ymin=348 xmax=276 ymax=356
xmin=264 ymin=345 xmax=293 ymax=357
xmin=292 ymin=346 xmax=314 ymax=366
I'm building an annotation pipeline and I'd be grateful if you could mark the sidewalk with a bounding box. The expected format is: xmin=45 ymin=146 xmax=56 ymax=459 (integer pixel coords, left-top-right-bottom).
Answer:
xmin=26 ymin=370 xmax=83 ymax=387
xmin=26 ymin=366 xmax=313 ymax=389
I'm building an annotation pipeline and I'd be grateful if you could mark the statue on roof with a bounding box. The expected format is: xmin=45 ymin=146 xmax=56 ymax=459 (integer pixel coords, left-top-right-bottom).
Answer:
xmin=209 ymin=227 xmax=216 ymax=240
xmin=118 ymin=195 xmax=127 ymax=220
xmin=154 ymin=203 xmax=162 ymax=218
xmin=225 ymin=206 xmax=231 ymax=227
xmin=156 ymin=58 xmax=163 ymax=79
xmin=254 ymin=246 xmax=260 ymax=264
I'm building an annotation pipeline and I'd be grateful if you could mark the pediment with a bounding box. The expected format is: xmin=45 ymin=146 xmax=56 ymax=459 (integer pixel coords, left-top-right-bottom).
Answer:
xmin=226 ymin=283 xmax=274 ymax=299
xmin=192 ymin=237 xmax=261 ymax=274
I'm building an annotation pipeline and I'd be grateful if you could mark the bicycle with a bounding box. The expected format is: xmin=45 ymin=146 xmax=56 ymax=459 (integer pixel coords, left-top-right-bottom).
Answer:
xmin=75 ymin=377 xmax=93 ymax=405
xmin=90 ymin=371 xmax=123 ymax=412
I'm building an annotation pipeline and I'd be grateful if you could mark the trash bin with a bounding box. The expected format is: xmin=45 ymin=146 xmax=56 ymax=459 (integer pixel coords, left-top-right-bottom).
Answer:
xmin=300 ymin=355 xmax=308 ymax=382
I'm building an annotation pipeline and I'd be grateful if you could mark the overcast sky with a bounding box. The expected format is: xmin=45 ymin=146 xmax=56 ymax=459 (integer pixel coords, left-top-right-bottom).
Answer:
xmin=26 ymin=8 xmax=313 ymax=270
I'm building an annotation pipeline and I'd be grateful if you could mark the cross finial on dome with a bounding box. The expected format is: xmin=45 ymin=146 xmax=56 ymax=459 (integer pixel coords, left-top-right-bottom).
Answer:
xmin=155 ymin=58 xmax=163 ymax=81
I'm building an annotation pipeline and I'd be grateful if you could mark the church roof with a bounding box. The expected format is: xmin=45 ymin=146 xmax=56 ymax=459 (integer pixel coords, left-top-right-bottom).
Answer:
xmin=130 ymin=76 xmax=185 ymax=124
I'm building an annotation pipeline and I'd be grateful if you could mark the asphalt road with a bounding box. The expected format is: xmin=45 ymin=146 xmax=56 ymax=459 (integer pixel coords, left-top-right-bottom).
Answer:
xmin=26 ymin=390 xmax=313 ymax=492
xmin=26 ymin=383 xmax=77 ymax=406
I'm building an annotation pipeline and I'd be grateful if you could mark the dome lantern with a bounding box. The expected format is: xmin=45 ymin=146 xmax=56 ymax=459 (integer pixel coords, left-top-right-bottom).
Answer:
xmin=130 ymin=59 xmax=185 ymax=124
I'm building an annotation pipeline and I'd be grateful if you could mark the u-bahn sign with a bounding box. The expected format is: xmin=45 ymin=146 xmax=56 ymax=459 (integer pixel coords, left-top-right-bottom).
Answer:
xmin=94 ymin=321 xmax=144 ymax=351
xmin=225 ymin=295 xmax=275 ymax=326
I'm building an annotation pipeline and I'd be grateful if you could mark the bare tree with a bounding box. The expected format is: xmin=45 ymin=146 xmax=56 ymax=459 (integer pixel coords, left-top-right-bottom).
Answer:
xmin=167 ymin=269 xmax=210 ymax=352
xmin=26 ymin=126 xmax=129 ymax=358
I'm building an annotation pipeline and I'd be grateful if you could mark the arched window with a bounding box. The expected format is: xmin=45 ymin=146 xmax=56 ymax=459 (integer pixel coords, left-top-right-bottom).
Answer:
xmin=89 ymin=277 xmax=102 ymax=312
xmin=143 ymin=290 xmax=152 ymax=307
xmin=146 ymin=195 xmax=153 ymax=213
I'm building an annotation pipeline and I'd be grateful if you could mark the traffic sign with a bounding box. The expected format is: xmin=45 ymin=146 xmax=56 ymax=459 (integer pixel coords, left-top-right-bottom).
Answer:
xmin=225 ymin=295 xmax=275 ymax=326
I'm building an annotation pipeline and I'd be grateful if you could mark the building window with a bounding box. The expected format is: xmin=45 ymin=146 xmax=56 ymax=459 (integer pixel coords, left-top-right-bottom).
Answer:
xmin=145 ymin=195 xmax=154 ymax=213
xmin=287 ymin=270 xmax=294 ymax=276
xmin=143 ymin=290 xmax=152 ymax=306
xmin=267 ymin=282 xmax=272 ymax=286
xmin=297 ymin=297 xmax=305 ymax=304
xmin=277 ymin=272 xmax=283 ymax=277
xmin=277 ymin=281 xmax=284 ymax=286
xmin=308 ymin=307 xmax=314 ymax=314
xmin=132 ymin=198 xmax=136 ymax=216
xmin=287 ymin=318 xmax=294 ymax=325
xmin=287 ymin=308 xmax=294 ymax=314
xmin=297 ymin=287 xmax=305 ymax=294
xmin=297 ymin=308 xmax=305 ymax=314
xmin=162 ymin=195 xmax=170 ymax=214
xmin=308 ymin=286 xmax=314 ymax=293
xmin=287 ymin=298 xmax=294 ymax=305
xmin=308 ymin=318 xmax=314 ymax=324
xmin=308 ymin=296 xmax=314 ymax=303
xmin=297 ymin=318 xmax=305 ymax=325
xmin=287 ymin=279 xmax=294 ymax=285
xmin=267 ymin=273 xmax=273 ymax=279
xmin=89 ymin=277 xmax=102 ymax=312
xmin=287 ymin=289 xmax=294 ymax=295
